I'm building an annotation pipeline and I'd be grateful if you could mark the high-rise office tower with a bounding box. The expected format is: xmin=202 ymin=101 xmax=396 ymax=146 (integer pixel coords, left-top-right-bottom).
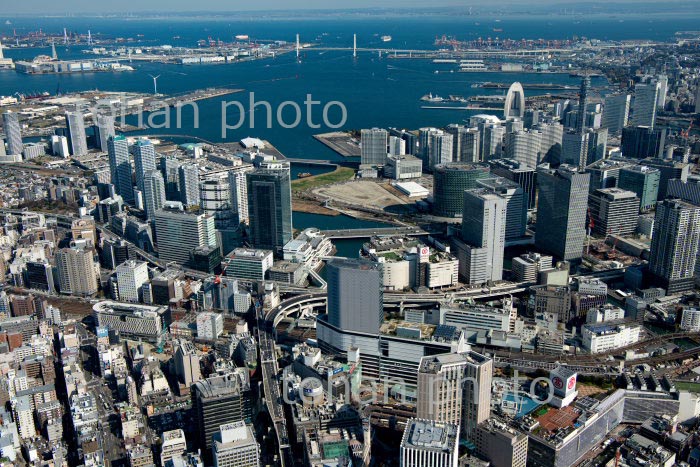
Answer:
xmin=649 ymin=200 xmax=700 ymax=294
xmin=107 ymin=135 xmax=134 ymax=203
xmin=603 ymin=93 xmax=630 ymax=135
xmin=2 ymin=111 xmax=23 ymax=155
xmin=535 ymin=165 xmax=590 ymax=263
xmin=418 ymin=127 xmax=441 ymax=167
xmin=429 ymin=131 xmax=454 ymax=169
xmin=360 ymin=128 xmax=388 ymax=166
xmin=326 ymin=258 xmax=383 ymax=335
xmin=489 ymin=158 xmax=537 ymax=210
xmin=143 ymin=170 xmax=166 ymax=221
xmin=432 ymin=162 xmax=490 ymax=217
xmin=631 ymin=82 xmax=660 ymax=128
xmin=585 ymin=127 xmax=608 ymax=166
xmin=561 ymin=130 xmax=589 ymax=168
xmin=477 ymin=177 xmax=527 ymax=240
xmin=178 ymin=163 xmax=201 ymax=208
xmin=656 ymin=75 xmax=668 ymax=109
xmin=587 ymin=188 xmax=640 ymax=236
xmin=95 ymin=115 xmax=115 ymax=152
xmin=417 ymin=353 xmax=469 ymax=427
xmin=65 ymin=111 xmax=88 ymax=156
xmin=389 ymin=135 xmax=406 ymax=157
xmin=55 ymin=247 xmax=98 ymax=297
xmin=133 ymin=138 xmax=157 ymax=195
xmin=535 ymin=121 xmax=563 ymax=164
xmin=504 ymin=130 xmax=542 ymax=168
xmin=618 ymin=165 xmax=660 ymax=211
xmin=478 ymin=122 xmax=505 ymax=161
xmin=212 ymin=422 xmax=260 ymax=467
xmin=160 ymin=155 xmax=181 ymax=201
xmin=25 ymin=261 xmax=56 ymax=293
xmin=461 ymin=189 xmax=506 ymax=283
xmin=446 ymin=124 xmax=480 ymax=163
xmin=154 ymin=204 xmax=217 ymax=265
xmin=115 ymin=260 xmax=149 ymax=303
xmin=246 ymin=166 xmax=292 ymax=255
xmin=191 ymin=372 xmax=252 ymax=456
xmin=642 ymin=159 xmax=690 ymax=200
xmin=228 ymin=167 xmax=252 ymax=224
xmin=461 ymin=351 xmax=493 ymax=440
xmin=577 ymin=76 xmax=590 ymax=133
xmin=200 ymin=175 xmax=234 ymax=228
xmin=621 ymin=126 xmax=666 ymax=159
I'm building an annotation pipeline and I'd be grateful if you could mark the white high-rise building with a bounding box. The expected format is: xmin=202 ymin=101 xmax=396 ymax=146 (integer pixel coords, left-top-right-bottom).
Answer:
xmin=602 ymin=93 xmax=631 ymax=135
xmin=2 ymin=111 xmax=23 ymax=156
xmin=160 ymin=429 xmax=188 ymax=467
xmin=108 ymin=135 xmax=134 ymax=203
xmin=50 ymin=135 xmax=70 ymax=158
xmin=95 ymin=115 xmax=116 ymax=152
xmin=680 ymin=308 xmax=700 ymax=332
xmin=461 ymin=189 xmax=506 ymax=284
xmin=133 ymin=138 xmax=157 ymax=195
xmin=504 ymin=130 xmax=542 ymax=168
xmin=631 ymin=82 xmax=660 ymax=129
xmin=400 ymin=419 xmax=459 ymax=467
xmin=228 ymin=167 xmax=252 ymax=224
xmin=143 ymin=170 xmax=166 ymax=221
xmin=389 ymin=135 xmax=406 ymax=156
xmin=65 ymin=111 xmax=88 ymax=156
xmin=429 ymin=131 xmax=454 ymax=169
xmin=116 ymin=260 xmax=149 ymax=303
xmin=154 ymin=204 xmax=217 ymax=265
xmin=656 ymin=75 xmax=668 ymax=109
xmin=213 ymin=422 xmax=260 ymax=467
xmin=178 ymin=163 xmax=201 ymax=208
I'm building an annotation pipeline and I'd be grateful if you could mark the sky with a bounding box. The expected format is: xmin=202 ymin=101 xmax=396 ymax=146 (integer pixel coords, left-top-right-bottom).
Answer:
xmin=1 ymin=0 xmax=695 ymax=15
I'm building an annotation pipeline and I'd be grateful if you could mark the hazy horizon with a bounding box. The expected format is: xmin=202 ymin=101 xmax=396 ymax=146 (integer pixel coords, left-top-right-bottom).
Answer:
xmin=2 ymin=0 xmax=699 ymax=15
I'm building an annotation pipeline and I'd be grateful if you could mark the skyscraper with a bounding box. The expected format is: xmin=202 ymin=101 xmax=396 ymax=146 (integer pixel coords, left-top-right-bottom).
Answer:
xmin=200 ymin=175 xmax=234 ymax=228
xmin=246 ymin=166 xmax=292 ymax=255
xmin=326 ymin=258 xmax=383 ymax=335
xmin=535 ymin=165 xmax=590 ymax=263
xmin=95 ymin=115 xmax=115 ymax=152
xmin=489 ymin=158 xmax=537 ymax=210
xmin=65 ymin=111 xmax=88 ymax=156
xmin=133 ymin=138 xmax=157 ymax=195
xmin=618 ymin=165 xmax=660 ymax=211
xmin=587 ymin=188 xmax=640 ymax=236
xmin=107 ymin=135 xmax=134 ymax=203
xmin=2 ymin=111 xmax=23 ymax=156
xmin=621 ymin=126 xmax=666 ymax=159
xmin=461 ymin=351 xmax=492 ymax=440
xmin=504 ymin=130 xmax=542 ymax=168
xmin=585 ymin=127 xmax=608 ymax=166
xmin=535 ymin=121 xmax=564 ymax=164
xmin=360 ymin=128 xmax=388 ymax=166
xmin=432 ymin=162 xmax=491 ymax=217
xmin=178 ymin=163 xmax=201 ymax=208
xmin=561 ymin=130 xmax=589 ymax=168
xmin=115 ymin=260 xmax=149 ymax=303
xmin=477 ymin=177 xmax=527 ymax=240
xmin=160 ymin=155 xmax=181 ymax=201
xmin=143 ymin=170 xmax=166 ymax=221
xmin=228 ymin=167 xmax=252 ymax=224
xmin=649 ymin=199 xmax=700 ymax=294
xmin=417 ymin=353 xmax=469 ymax=426
xmin=429 ymin=131 xmax=454 ymax=169
xmin=461 ymin=189 xmax=506 ymax=283
xmin=56 ymin=247 xmax=98 ymax=297
xmin=602 ymin=93 xmax=631 ymax=135
xmin=576 ymin=76 xmax=590 ymax=133
xmin=191 ymin=372 xmax=252 ymax=456
xmin=154 ymin=204 xmax=217 ymax=265
xmin=400 ymin=419 xmax=459 ymax=467
xmin=631 ymin=82 xmax=660 ymax=128
xmin=504 ymin=82 xmax=525 ymax=119
xmin=445 ymin=124 xmax=480 ymax=163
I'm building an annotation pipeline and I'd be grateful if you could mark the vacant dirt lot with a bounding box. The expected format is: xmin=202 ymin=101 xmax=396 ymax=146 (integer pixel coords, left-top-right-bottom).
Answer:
xmin=315 ymin=180 xmax=412 ymax=210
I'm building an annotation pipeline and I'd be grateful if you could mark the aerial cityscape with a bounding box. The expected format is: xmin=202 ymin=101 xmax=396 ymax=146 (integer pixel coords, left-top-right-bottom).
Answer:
xmin=1 ymin=1 xmax=700 ymax=467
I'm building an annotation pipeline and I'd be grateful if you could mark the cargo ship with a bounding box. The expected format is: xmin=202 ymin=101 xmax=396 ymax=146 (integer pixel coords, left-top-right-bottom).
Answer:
xmin=381 ymin=35 xmax=392 ymax=42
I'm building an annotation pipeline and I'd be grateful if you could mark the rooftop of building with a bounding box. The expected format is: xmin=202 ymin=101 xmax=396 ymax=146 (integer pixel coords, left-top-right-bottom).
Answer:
xmin=227 ymin=247 xmax=273 ymax=260
xmin=419 ymin=351 xmax=490 ymax=374
xmin=402 ymin=419 xmax=458 ymax=453
xmin=594 ymin=187 xmax=639 ymax=200
xmin=92 ymin=301 xmax=167 ymax=317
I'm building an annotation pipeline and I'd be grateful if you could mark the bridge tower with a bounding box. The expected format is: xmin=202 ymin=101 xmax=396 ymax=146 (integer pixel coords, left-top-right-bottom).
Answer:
xmin=296 ymin=34 xmax=300 ymax=59
xmin=353 ymin=33 xmax=357 ymax=58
